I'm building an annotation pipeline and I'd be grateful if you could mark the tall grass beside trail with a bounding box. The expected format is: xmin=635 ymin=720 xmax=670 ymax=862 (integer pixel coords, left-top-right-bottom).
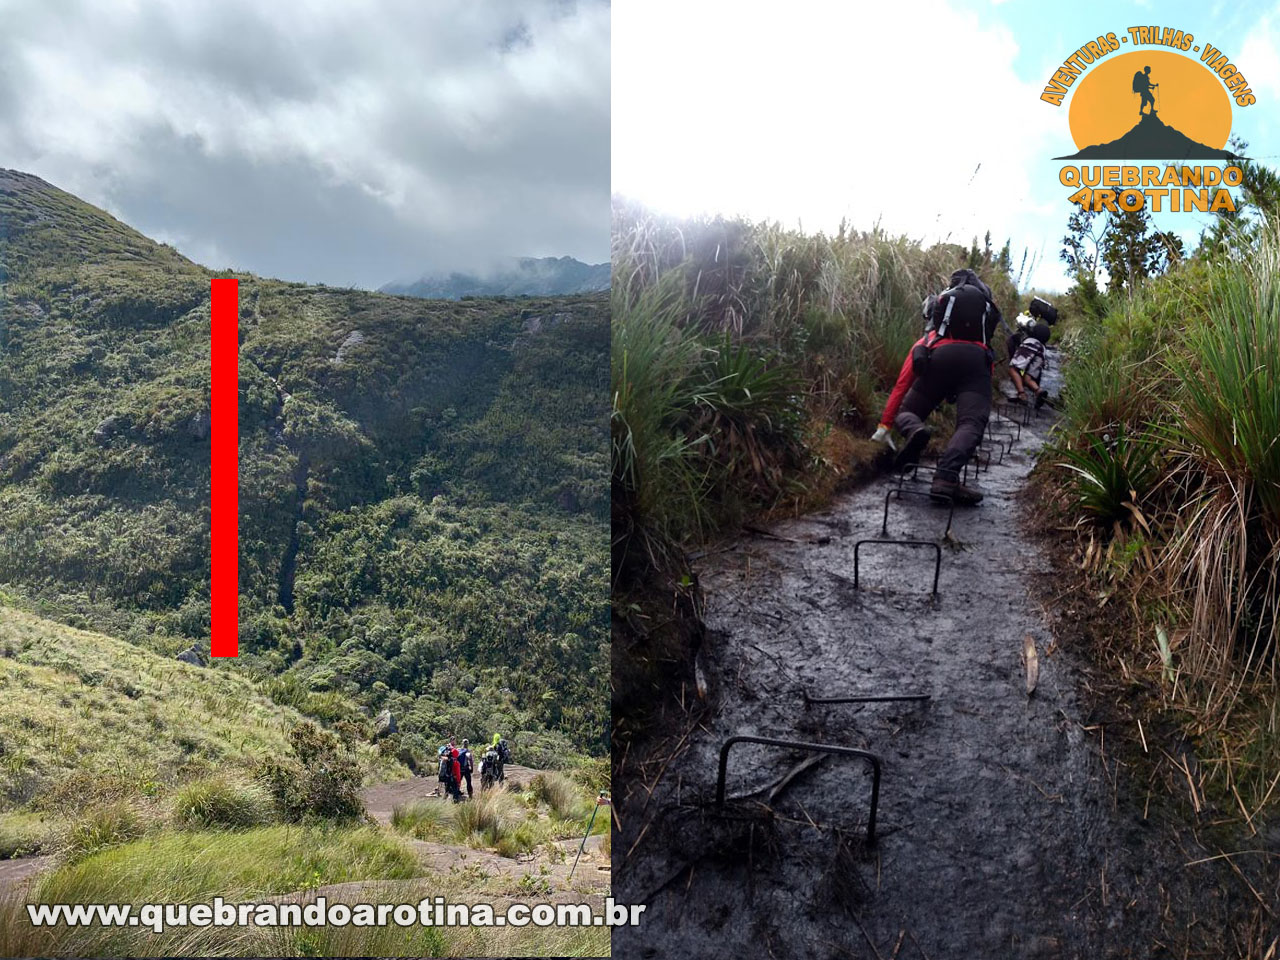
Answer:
xmin=611 ymin=199 xmax=1023 ymax=585
xmin=1046 ymin=219 xmax=1280 ymax=816
xmin=0 ymin=824 xmax=418 ymax=957
xmin=1161 ymin=232 xmax=1280 ymax=706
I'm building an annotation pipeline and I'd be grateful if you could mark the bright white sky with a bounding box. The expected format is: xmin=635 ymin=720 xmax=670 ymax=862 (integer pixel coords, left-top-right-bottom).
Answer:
xmin=613 ymin=0 xmax=1280 ymax=293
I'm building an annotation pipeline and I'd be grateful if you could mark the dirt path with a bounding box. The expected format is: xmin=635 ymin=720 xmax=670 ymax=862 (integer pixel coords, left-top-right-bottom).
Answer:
xmin=360 ymin=764 xmax=545 ymax=826
xmin=614 ymin=362 xmax=1262 ymax=958
xmin=358 ymin=767 xmax=610 ymax=893
xmin=0 ymin=855 xmax=53 ymax=898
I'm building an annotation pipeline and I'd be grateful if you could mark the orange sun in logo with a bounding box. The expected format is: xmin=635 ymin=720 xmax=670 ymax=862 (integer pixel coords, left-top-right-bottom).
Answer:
xmin=1068 ymin=50 xmax=1231 ymax=152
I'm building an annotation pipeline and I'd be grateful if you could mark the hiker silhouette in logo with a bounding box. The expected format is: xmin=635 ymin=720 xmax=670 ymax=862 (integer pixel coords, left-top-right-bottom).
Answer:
xmin=1133 ymin=66 xmax=1158 ymax=116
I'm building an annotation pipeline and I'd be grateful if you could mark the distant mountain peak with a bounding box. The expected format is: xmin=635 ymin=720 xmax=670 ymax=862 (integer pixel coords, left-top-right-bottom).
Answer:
xmin=380 ymin=255 xmax=609 ymax=300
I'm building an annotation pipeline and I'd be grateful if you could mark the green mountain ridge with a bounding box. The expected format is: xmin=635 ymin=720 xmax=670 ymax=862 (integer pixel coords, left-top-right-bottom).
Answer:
xmin=0 ymin=169 xmax=608 ymax=761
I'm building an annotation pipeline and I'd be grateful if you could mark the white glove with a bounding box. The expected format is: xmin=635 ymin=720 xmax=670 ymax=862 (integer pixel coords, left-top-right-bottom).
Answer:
xmin=870 ymin=425 xmax=898 ymax=452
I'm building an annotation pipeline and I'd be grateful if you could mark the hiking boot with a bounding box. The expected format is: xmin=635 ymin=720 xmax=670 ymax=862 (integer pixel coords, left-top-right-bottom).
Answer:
xmin=894 ymin=426 xmax=931 ymax=471
xmin=930 ymin=475 xmax=984 ymax=505
xmin=1035 ymin=389 xmax=1049 ymax=410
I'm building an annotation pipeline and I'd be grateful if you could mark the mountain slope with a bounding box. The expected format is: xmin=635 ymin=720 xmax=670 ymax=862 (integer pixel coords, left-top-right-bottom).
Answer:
xmin=1055 ymin=111 xmax=1236 ymax=160
xmin=0 ymin=604 xmax=308 ymax=806
xmin=0 ymin=169 xmax=608 ymax=759
xmin=381 ymin=256 xmax=610 ymax=299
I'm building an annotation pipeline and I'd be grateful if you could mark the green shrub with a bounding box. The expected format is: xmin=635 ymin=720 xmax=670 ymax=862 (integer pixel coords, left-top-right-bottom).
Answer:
xmin=259 ymin=722 xmax=364 ymax=822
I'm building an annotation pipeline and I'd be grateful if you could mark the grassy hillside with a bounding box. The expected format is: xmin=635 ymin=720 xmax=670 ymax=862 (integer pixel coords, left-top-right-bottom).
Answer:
xmin=0 ymin=169 xmax=607 ymax=761
xmin=0 ymin=604 xmax=307 ymax=807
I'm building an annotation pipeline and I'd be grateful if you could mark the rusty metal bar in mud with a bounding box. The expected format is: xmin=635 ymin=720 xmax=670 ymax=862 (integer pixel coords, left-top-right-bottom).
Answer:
xmin=881 ymin=488 xmax=955 ymax=539
xmin=983 ymin=434 xmax=1010 ymax=462
xmin=854 ymin=538 xmax=942 ymax=598
xmin=714 ymin=735 xmax=882 ymax=843
xmin=994 ymin=411 xmax=1023 ymax=440
xmin=802 ymin=689 xmax=932 ymax=705
xmin=987 ymin=423 xmax=1018 ymax=447
xmin=996 ymin=401 xmax=1024 ymax=426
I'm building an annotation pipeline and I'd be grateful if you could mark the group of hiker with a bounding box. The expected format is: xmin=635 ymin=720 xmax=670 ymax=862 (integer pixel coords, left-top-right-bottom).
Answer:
xmin=434 ymin=734 xmax=513 ymax=802
xmin=869 ymin=269 xmax=1056 ymax=504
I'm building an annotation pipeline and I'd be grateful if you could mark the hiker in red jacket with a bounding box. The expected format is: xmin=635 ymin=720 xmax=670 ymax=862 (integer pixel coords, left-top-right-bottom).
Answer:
xmin=448 ymin=738 xmax=463 ymax=798
xmin=869 ymin=270 xmax=1006 ymax=504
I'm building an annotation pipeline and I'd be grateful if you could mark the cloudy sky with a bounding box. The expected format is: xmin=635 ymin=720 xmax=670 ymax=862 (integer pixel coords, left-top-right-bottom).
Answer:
xmin=614 ymin=0 xmax=1280 ymax=292
xmin=0 ymin=0 xmax=609 ymax=288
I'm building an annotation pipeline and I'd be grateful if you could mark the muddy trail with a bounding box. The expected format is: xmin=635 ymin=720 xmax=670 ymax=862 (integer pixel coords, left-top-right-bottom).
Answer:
xmin=615 ymin=360 xmax=1271 ymax=959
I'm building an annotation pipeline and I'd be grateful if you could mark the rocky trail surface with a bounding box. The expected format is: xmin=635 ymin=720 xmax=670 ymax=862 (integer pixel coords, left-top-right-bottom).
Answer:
xmin=615 ymin=363 xmax=1271 ymax=958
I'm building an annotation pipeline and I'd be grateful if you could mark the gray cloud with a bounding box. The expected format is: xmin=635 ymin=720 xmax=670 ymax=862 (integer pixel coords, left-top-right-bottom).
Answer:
xmin=0 ymin=0 xmax=609 ymax=287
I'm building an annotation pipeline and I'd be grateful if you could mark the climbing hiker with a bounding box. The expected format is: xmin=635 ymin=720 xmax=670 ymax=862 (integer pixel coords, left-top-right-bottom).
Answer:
xmin=1133 ymin=66 xmax=1158 ymax=116
xmin=1007 ymin=297 xmax=1057 ymax=357
xmin=459 ymin=739 xmax=474 ymax=798
xmin=869 ymin=295 xmax=939 ymax=452
xmin=871 ymin=268 xmax=1005 ymax=504
xmin=1009 ymin=320 xmax=1051 ymax=408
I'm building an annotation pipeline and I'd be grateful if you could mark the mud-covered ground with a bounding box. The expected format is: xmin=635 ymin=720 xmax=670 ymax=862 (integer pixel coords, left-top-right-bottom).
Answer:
xmin=614 ymin=358 xmax=1277 ymax=959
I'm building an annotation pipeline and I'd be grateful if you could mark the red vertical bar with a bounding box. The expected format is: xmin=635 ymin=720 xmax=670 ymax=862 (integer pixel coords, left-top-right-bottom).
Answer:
xmin=210 ymin=279 xmax=239 ymax=657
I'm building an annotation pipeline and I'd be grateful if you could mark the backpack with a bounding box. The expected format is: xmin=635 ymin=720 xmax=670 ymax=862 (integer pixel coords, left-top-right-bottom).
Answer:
xmin=928 ymin=269 xmax=1002 ymax=346
xmin=1132 ymin=71 xmax=1145 ymax=93
xmin=438 ymin=754 xmax=452 ymax=782
xmin=497 ymin=740 xmax=512 ymax=764
xmin=1028 ymin=296 xmax=1057 ymax=324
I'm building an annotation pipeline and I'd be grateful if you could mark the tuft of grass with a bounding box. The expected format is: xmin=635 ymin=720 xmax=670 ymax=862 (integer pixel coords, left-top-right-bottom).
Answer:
xmin=528 ymin=772 xmax=582 ymax=822
xmin=1047 ymin=219 xmax=1280 ymax=817
xmin=453 ymin=789 xmax=524 ymax=849
xmin=1159 ymin=232 xmax=1280 ymax=704
xmin=0 ymin=825 xmax=419 ymax=957
xmin=0 ymin=811 xmax=53 ymax=859
xmin=390 ymin=798 xmax=451 ymax=841
xmin=172 ymin=777 xmax=272 ymax=830
xmin=39 ymin=824 xmax=415 ymax=905
xmin=62 ymin=802 xmax=146 ymax=863
xmin=1057 ymin=427 xmax=1162 ymax=530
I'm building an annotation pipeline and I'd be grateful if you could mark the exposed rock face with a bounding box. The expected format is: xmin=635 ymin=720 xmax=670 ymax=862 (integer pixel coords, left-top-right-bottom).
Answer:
xmin=521 ymin=312 xmax=573 ymax=336
xmin=187 ymin=411 xmax=211 ymax=440
xmin=92 ymin=415 xmax=123 ymax=446
xmin=176 ymin=646 xmax=206 ymax=667
xmin=334 ymin=330 xmax=366 ymax=365
xmin=374 ymin=709 xmax=397 ymax=738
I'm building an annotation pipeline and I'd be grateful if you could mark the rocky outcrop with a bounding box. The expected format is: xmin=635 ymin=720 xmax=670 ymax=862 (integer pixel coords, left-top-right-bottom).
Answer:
xmin=92 ymin=415 xmax=124 ymax=446
xmin=333 ymin=330 xmax=366 ymax=365
xmin=187 ymin=410 xmax=211 ymax=440
xmin=175 ymin=646 xmax=206 ymax=667
xmin=374 ymin=709 xmax=397 ymax=739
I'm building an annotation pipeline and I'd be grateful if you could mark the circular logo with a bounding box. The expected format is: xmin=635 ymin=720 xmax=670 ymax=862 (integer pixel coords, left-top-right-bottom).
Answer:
xmin=1067 ymin=50 xmax=1231 ymax=154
